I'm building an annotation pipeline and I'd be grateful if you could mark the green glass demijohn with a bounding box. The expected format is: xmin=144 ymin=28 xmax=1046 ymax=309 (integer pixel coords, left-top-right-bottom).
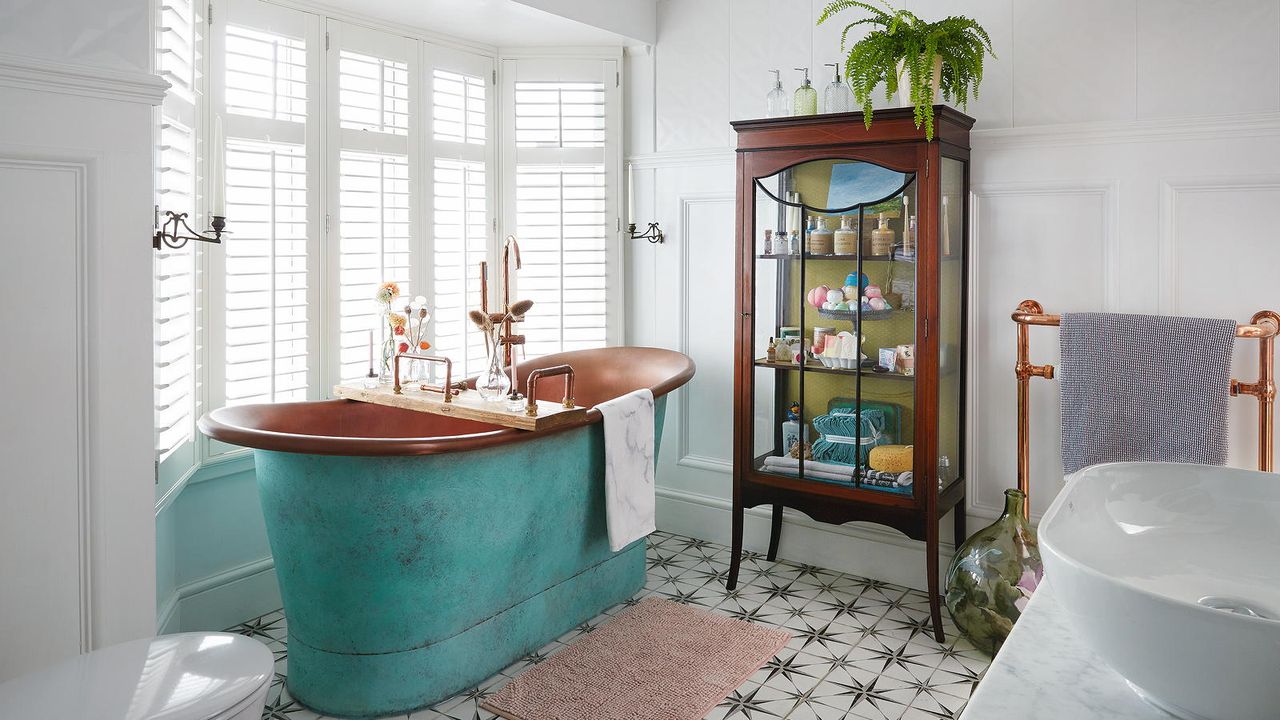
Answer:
xmin=944 ymin=488 xmax=1042 ymax=655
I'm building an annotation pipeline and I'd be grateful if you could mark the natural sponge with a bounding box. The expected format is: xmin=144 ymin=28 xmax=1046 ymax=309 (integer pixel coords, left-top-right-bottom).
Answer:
xmin=869 ymin=444 xmax=913 ymax=473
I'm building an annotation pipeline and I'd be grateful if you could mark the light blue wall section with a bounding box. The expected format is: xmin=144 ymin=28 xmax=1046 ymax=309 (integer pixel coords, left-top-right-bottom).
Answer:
xmin=156 ymin=454 xmax=281 ymax=634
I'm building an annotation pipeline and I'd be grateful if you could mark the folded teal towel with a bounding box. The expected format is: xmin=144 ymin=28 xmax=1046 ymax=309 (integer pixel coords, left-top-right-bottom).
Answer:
xmin=812 ymin=409 xmax=891 ymax=466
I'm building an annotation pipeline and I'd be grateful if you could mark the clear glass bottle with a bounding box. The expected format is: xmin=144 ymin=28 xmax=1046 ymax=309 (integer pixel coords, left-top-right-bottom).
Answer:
xmin=792 ymin=67 xmax=817 ymax=116
xmin=766 ymin=70 xmax=789 ymax=118
xmin=833 ymin=215 xmax=857 ymax=255
xmin=823 ymin=63 xmax=854 ymax=113
xmin=775 ymin=230 xmax=790 ymax=256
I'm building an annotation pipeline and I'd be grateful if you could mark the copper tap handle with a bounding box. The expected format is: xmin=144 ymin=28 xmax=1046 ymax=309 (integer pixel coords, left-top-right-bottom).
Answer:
xmin=525 ymin=364 xmax=576 ymax=417
xmin=393 ymin=353 xmax=459 ymax=403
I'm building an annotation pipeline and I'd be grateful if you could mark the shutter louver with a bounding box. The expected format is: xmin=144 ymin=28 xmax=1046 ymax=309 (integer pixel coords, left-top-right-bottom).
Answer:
xmin=514 ymin=81 xmax=605 ymax=148
xmin=337 ymin=150 xmax=411 ymax=382
xmin=225 ymin=24 xmax=307 ymax=123
xmin=431 ymin=158 xmax=488 ymax=376
xmin=515 ymin=164 xmax=607 ymax=357
xmin=223 ymin=138 xmax=310 ymax=404
xmin=154 ymin=0 xmax=201 ymax=464
xmin=339 ymin=50 xmax=409 ymax=136
xmin=433 ymin=69 xmax=485 ymax=145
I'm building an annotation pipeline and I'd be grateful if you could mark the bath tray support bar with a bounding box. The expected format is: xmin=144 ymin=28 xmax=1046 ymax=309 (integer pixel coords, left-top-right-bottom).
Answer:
xmin=1011 ymin=299 xmax=1278 ymax=518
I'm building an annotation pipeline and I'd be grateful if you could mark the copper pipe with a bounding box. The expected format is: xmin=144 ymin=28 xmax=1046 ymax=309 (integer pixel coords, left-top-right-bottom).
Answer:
xmin=1230 ymin=310 xmax=1279 ymax=472
xmin=525 ymin=364 xmax=576 ymax=417
xmin=1013 ymin=302 xmax=1279 ymax=518
xmin=393 ymin=353 xmax=462 ymax=402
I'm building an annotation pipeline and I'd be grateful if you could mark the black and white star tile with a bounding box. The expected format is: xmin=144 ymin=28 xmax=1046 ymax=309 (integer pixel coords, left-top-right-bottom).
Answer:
xmin=230 ymin=531 xmax=989 ymax=720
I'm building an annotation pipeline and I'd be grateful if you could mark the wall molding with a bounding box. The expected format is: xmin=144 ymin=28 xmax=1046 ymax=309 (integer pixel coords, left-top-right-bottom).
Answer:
xmin=628 ymin=147 xmax=736 ymax=169
xmin=0 ymin=156 xmax=95 ymax=653
xmin=967 ymin=180 xmax=1120 ymax=521
xmin=1157 ymin=173 xmax=1280 ymax=316
xmin=630 ymin=112 xmax=1280 ymax=169
xmin=972 ymin=112 xmax=1280 ymax=150
xmin=0 ymin=53 xmax=168 ymax=106
xmin=675 ymin=192 xmax=736 ymax=470
xmin=157 ymin=556 xmax=280 ymax=635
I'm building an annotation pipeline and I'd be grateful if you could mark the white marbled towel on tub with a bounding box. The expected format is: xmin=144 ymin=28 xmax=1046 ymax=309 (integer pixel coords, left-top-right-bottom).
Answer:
xmin=597 ymin=388 xmax=657 ymax=552
xmin=1059 ymin=312 xmax=1237 ymax=475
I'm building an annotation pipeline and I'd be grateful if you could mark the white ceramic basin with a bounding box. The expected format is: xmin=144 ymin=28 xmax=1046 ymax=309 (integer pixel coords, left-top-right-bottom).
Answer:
xmin=1040 ymin=462 xmax=1280 ymax=720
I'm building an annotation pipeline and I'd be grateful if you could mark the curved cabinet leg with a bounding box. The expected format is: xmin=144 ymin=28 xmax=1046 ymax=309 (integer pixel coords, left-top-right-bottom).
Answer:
xmin=727 ymin=502 xmax=744 ymax=590
xmin=927 ymin=525 xmax=946 ymax=644
xmin=766 ymin=504 xmax=783 ymax=561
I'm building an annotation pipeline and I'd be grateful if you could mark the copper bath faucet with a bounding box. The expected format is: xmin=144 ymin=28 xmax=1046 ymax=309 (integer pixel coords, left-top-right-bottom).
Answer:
xmin=393 ymin=353 xmax=465 ymax=401
xmin=1011 ymin=300 xmax=1278 ymax=518
xmin=525 ymin=365 xmax=576 ymax=417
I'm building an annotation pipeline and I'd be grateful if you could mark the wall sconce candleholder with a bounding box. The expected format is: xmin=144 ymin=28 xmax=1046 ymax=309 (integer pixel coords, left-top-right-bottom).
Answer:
xmin=628 ymin=221 xmax=665 ymax=244
xmin=153 ymin=206 xmax=227 ymax=250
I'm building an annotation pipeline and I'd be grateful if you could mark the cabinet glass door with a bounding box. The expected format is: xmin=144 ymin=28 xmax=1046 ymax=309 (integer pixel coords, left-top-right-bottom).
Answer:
xmin=937 ymin=156 xmax=966 ymax=493
xmin=751 ymin=158 xmax=918 ymax=493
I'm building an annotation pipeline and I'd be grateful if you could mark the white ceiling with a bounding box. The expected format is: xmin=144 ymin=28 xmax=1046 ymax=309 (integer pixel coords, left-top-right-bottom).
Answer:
xmin=328 ymin=0 xmax=636 ymax=48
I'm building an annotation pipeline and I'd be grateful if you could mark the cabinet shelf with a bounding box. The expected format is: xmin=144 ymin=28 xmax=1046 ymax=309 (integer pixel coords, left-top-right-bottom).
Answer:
xmin=756 ymin=252 xmax=910 ymax=263
xmin=753 ymin=358 xmax=914 ymax=380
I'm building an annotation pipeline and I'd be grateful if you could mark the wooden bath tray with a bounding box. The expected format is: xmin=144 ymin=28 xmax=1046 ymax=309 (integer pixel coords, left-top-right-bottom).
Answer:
xmin=333 ymin=383 xmax=588 ymax=432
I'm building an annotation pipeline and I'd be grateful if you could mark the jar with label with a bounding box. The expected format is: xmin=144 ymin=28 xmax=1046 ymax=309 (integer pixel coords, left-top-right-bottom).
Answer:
xmin=774 ymin=230 xmax=790 ymax=256
xmin=808 ymin=217 xmax=834 ymax=254
xmin=833 ymin=215 xmax=857 ymax=255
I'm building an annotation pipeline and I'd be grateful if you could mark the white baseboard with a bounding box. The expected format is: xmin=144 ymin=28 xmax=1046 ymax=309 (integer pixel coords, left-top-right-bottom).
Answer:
xmin=655 ymin=486 xmax=962 ymax=590
xmin=157 ymin=557 xmax=281 ymax=634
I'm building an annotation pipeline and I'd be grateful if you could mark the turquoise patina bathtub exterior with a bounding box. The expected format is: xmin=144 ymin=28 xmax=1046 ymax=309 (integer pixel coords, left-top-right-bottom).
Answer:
xmin=199 ymin=347 xmax=694 ymax=718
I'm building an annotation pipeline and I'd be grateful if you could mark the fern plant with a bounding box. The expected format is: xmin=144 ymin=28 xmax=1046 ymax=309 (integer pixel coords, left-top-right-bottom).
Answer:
xmin=818 ymin=0 xmax=994 ymax=140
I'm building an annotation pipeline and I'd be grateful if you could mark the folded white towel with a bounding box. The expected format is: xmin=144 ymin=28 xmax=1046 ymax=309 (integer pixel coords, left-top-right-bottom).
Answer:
xmin=597 ymin=388 xmax=657 ymax=552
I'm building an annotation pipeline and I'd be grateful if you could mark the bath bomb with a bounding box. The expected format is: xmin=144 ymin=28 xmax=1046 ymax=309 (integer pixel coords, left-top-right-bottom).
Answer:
xmin=864 ymin=285 xmax=883 ymax=299
xmin=822 ymin=301 xmax=835 ymax=310
xmin=807 ymin=285 xmax=830 ymax=308
xmin=826 ymin=288 xmax=844 ymax=304
xmin=842 ymin=285 xmax=857 ymax=297
xmin=869 ymin=297 xmax=888 ymax=311
xmin=835 ymin=302 xmax=850 ymax=311
xmin=845 ymin=272 xmax=869 ymax=289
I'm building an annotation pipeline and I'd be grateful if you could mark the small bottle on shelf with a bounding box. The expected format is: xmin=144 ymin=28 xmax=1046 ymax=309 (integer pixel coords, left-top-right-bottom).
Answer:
xmin=766 ymin=337 xmax=777 ymax=362
xmin=792 ymin=67 xmax=817 ymax=116
xmin=763 ymin=229 xmax=774 ymax=255
xmin=833 ymin=215 xmax=857 ymax=255
xmin=766 ymin=70 xmax=789 ymax=118
xmin=809 ymin=216 xmax=834 ymax=254
xmin=775 ymin=230 xmax=790 ymax=256
xmin=871 ymin=212 xmax=896 ymax=256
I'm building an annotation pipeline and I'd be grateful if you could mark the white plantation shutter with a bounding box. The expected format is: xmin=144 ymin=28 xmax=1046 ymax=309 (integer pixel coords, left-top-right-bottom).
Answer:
xmin=503 ymin=57 xmax=621 ymax=357
xmin=222 ymin=139 xmax=310 ymax=404
xmin=212 ymin=0 xmax=320 ymax=419
xmin=328 ymin=22 xmax=417 ymax=384
xmin=515 ymin=164 xmax=607 ymax=355
xmin=154 ymin=0 xmax=202 ymax=480
xmin=337 ymin=150 xmax=411 ymax=380
xmin=428 ymin=49 xmax=494 ymax=378
xmin=431 ymin=157 xmax=488 ymax=374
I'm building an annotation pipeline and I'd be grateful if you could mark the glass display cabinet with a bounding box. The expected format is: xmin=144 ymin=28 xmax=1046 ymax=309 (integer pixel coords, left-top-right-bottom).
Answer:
xmin=730 ymin=107 xmax=972 ymax=642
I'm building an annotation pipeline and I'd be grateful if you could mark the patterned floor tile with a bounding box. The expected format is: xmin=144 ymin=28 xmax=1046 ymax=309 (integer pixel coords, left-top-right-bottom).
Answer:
xmin=230 ymin=532 xmax=990 ymax=720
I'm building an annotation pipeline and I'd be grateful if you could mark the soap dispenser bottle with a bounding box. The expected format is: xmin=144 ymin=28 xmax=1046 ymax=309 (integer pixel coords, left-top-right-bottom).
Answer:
xmin=766 ymin=70 xmax=789 ymax=117
xmin=792 ymin=67 xmax=817 ymax=116
xmin=823 ymin=63 xmax=854 ymax=113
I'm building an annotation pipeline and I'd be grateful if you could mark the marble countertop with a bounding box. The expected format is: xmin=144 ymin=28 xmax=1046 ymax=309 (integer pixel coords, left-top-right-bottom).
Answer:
xmin=960 ymin=579 xmax=1167 ymax=720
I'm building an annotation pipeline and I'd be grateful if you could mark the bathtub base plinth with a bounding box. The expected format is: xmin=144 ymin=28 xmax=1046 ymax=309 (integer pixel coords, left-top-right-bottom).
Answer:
xmin=285 ymin=542 xmax=645 ymax=719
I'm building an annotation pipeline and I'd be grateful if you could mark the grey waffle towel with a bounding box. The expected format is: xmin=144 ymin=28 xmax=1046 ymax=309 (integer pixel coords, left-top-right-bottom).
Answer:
xmin=1059 ymin=312 xmax=1237 ymax=474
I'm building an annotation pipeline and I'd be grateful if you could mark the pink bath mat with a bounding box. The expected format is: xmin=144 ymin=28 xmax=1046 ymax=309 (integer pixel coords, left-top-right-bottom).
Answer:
xmin=481 ymin=597 xmax=790 ymax=720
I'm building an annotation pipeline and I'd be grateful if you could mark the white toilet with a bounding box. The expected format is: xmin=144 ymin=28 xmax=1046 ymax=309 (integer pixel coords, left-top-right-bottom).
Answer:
xmin=0 ymin=632 xmax=274 ymax=719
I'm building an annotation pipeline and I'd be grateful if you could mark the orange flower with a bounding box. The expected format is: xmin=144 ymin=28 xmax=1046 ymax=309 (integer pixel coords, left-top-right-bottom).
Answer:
xmin=419 ymin=341 xmax=430 ymax=350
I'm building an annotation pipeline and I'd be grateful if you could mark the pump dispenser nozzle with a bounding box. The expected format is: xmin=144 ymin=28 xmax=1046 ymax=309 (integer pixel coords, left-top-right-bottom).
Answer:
xmin=766 ymin=69 xmax=789 ymax=117
xmin=793 ymin=67 xmax=817 ymax=116
xmin=823 ymin=62 xmax=854 ymax=113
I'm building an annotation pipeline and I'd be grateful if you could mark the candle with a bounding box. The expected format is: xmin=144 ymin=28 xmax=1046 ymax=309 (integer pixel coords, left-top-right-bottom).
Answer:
xmin=626 ymin=162 xmax=635 ymax=227
xmin=368 ymin=329 xmax=375 ymax=371
xmin=211 ymin=115 xmax=226 ymax=217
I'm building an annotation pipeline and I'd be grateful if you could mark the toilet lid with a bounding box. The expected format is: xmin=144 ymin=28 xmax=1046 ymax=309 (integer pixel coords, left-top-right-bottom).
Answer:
xmin=0 ymin=632 xmax=274 ymax=720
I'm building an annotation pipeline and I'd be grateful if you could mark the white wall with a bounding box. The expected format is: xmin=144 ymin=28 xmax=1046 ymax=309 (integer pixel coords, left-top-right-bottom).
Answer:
xmin=0 ymin=10 xmax=165 ymax=680
xmin=629 ymin=0 xmax=1280 ymax=588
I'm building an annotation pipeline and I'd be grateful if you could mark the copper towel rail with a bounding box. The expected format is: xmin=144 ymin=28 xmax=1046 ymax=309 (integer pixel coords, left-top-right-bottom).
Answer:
xmin=1011 ymin=299 xmax=1279 ymax=518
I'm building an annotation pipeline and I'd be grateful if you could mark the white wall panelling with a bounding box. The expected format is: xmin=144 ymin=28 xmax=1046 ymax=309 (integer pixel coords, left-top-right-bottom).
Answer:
xmin=0 ymin=157 xmax=91 ymax=681
xmin=634 ymin=1 xmax=1280 ymax=584
xmin=0 ymin=81 xmax=159 ymax=677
